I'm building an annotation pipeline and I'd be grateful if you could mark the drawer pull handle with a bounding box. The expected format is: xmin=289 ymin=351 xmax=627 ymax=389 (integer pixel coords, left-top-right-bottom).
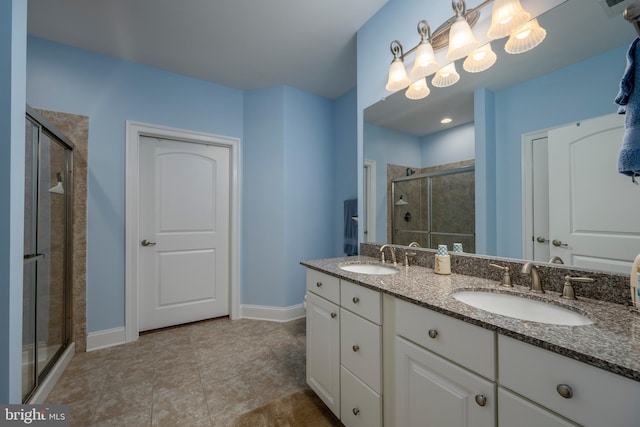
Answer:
xmin=330 ymin=312 xmax=337 ymax=319
xmin=316 ymin=282 xmax=322 ymax=287
xmin=428 ymin=329 xmax=438 ymax=339
xmin=352 ymin=296 xmax=360 ymax=304
xmin=556 ymin=384 xmax=573 ymax=399
xmin=352 ymin=408 xmax=360 ymax=416
xmin=475 ymin=395 xmax=487 ymax=407
xmin=352 ymin=345 xmax=360 ymax=352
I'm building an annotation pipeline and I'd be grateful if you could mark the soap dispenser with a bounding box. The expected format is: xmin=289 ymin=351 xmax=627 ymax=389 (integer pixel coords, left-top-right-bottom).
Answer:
xmin=434 ymin=245 xmax=451 ymax=275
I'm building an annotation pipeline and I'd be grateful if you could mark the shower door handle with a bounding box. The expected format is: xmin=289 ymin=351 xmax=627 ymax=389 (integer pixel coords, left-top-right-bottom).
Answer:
xmin=141 ymin=240 xmax=156 ymax=247
xmin=23 ymin=253 xmax=45 ymax=260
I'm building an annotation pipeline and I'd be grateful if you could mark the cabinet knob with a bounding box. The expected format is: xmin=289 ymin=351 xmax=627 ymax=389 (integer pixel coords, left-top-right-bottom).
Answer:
xmin=556 ymin=384 xmax=573 ymax=399
xmin=352 ymin=345 xmax=360 ymax=352
xmin=428 ymin=329 xmax=438 ymax=339
xmin=330 ymin=312 xmax=337 ymax=319
xmin=352 ymin=296 xmax=360 ymax=304
xmin=352 ymin=408 xmax=360 ymax=416
xmin=475 ymin=395 xmax=487 ymax=407
xmin=316 ymin=282 xmax=322 ymax=287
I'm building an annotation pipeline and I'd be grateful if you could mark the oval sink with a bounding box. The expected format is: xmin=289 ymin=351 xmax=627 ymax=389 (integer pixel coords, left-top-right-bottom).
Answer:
xmin=453 ymin=291 xmax=593 ymax=326
xmin=339 ymin=263 xmax=399 ymax=275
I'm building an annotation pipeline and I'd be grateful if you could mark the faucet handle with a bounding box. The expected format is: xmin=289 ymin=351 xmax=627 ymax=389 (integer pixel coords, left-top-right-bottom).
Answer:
xmin=562 ymin=275 xmax=595 ymax=300
xmin=489 ymin=263 xmax=513 ymax=287
xmin=404 ymin=251 xmax=417 ymax=267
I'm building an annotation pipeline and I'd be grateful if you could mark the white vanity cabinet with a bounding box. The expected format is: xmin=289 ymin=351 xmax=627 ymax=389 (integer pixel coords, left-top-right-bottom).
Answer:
xmin=499 ymin=335 xmax=640 ymax=427
xmin=394 ymin=299 xmax=497 ymax=427
xmin=306 ymin=271 xmax=341 ymax=416
xmin=305 ymin=269 xmax=383 ymax=426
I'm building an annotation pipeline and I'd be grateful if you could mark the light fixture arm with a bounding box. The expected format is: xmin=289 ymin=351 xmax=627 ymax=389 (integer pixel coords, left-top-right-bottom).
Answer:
xmin=452 ymin=0 xmax=466 ymax=17
xmin=389 ymin=40 xmax=404 ymax=60
xmin=417 ymin=20 xmax=431 ymax=42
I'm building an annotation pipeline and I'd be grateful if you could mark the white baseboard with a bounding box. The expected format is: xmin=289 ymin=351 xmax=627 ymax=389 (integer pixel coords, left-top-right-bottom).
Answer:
xmin=28 ymin=343 xmax=75 ymax=404
xmin=86 ymin=327 xmax=126 ymax=351
xmin=241 ymin=303 xmax=306 ymax=322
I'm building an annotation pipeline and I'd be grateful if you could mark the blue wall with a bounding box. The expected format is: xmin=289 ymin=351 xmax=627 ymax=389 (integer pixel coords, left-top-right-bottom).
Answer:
xmin=284 ymin=87 xmax=335 ymax=305
xmin=27 ymin=37 xmax=244 ymax=333
xmin=0 ymin=0 xmax=27 ymax=404
xmin=420 ymin=122 xmax=475 ymax=167
xmin=333 ymin=88 xmax=358 ymax=256
xmin=489 ymin=44 xmax=629 ymax=258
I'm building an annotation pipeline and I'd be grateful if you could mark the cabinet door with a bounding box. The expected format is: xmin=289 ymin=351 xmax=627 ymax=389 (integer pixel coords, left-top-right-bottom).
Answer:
xmin=499 ymin=388 xmax=579 ymax=427
xmin=306 ymin=292 xmax=341 ymax=417
xmin=395 ymin=336 xmax=495 ymax=427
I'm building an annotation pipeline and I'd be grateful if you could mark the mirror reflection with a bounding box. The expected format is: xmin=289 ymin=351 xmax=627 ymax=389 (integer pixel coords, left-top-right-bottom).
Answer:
xmin=363 ymin=0 xmax=640 ymax=273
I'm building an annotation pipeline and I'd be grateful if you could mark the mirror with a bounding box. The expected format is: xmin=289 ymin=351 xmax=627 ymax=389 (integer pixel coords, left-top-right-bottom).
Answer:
xmin=363 ymin=0 xmax=637 ymax=270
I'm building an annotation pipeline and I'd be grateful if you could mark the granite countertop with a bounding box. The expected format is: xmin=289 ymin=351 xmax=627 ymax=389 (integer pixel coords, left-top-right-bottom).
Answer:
xmin=301 ymin=255 xmax=640 ymax=382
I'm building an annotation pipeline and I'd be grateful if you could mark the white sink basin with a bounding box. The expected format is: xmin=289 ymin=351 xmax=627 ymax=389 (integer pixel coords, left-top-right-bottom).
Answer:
xmin=339 ymin=263 xmax=399 ymax=275
xmin=453 ymin=290 xmax=593 ymax=326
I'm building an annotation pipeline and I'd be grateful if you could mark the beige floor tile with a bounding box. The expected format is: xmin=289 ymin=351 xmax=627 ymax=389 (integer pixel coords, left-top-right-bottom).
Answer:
xmin=45 ymin=317 xmax=314 ymax=426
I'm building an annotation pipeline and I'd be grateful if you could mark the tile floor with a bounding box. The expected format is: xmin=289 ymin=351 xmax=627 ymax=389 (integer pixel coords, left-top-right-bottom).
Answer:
xmin=45 ymin=317 xmax=309 ymax=426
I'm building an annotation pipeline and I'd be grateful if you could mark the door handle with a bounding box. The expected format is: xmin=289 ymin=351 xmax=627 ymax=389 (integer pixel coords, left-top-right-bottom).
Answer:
xmin=552 ymin=239 xmax=568 ymax=247
xmin=536 ymin=236 xmax=549 ymax=243
xmin=141 ymin=239 xmax=156 ymax=247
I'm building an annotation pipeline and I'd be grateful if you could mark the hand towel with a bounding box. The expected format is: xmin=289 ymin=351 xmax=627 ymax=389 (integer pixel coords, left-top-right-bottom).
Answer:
xmin=614 ymin=37 xmax=640 ymax=183
xmin=343 ymin=199 xmax=358 ymax=256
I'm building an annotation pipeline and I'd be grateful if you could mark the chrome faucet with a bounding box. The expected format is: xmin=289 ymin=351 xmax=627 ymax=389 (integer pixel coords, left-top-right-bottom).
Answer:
xmin=561 ymin=275 xmax=595 ymax=300
xmin=522 ymin=262 xmax=544 ymax=293
xmin=379 ymin=244 xmax=397 ymax=265
xmin=489 ymin=264 xmax=512 ymax=287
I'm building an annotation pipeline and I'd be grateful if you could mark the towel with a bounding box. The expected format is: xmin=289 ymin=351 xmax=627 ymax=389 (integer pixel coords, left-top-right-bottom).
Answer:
xmin=614 ymin=37 xmax=640 ymax=183
xmin=343 ymin=199 xmax=358 ymax=256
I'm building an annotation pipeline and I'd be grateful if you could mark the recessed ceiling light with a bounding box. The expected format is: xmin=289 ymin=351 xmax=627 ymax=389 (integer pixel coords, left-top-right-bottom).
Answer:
xmin=441 ymin=117 xmax=453 ymax=124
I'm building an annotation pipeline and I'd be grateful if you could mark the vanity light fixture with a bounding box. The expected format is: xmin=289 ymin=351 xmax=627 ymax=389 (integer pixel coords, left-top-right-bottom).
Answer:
xmin=385 ymin=0 xmax=547 ymax=100
xmin=505 ymin=18 xmax=547 ymax=54
xmin=432 ymin=62 xmax=460 ymax=88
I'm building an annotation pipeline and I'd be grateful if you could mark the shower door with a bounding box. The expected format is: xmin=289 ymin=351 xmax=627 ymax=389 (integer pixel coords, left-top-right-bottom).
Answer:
xmin=23 ymin=110 xmax=73 ymax=402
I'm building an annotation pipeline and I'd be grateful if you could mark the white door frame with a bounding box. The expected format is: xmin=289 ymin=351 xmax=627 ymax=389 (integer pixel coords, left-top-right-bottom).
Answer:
xmin=125 ymin=121 xmax=241 ymax=343
xmin=364 ymin=159 xmax=376 ymax=243
xmin=521 ymin=130 xmax=549 ymax=260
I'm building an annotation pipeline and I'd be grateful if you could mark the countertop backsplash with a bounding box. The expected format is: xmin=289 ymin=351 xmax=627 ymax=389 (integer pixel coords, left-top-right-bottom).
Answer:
xmin=360 ymin=243 xmax=632 ymax=306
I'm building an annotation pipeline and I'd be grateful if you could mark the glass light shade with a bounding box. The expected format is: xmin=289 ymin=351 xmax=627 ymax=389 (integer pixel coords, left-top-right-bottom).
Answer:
xmin=463 ymin=43 xmax=497 ymax=73
xmin=487 ymin=0 xmax=531 ymax=40
xmin=405 ymin=78 xmax=431 ymax=100
xmin=432 ymin=63 xmax=460 ymax=88
xmin=505 ymin=19 xmax=547 ymax=54
xmin=386 ymin=58 xmax=411 ymax=91
xmin=446 ymin=16 xmax=480 ymax=62
xmin=411 ymin=41 xmax=440 ymax=79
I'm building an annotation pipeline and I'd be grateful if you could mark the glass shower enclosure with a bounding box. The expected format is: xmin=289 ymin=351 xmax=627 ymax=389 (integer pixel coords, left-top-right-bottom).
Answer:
xmin=391 ymin=165 xmax=475 ymax=252
xmin=23 ymin=107 xmax=73 ymax=402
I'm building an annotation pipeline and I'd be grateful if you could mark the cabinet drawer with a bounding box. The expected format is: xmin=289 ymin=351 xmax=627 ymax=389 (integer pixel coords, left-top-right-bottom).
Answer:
xmin=341 ymin=280 xmax=381 ymax=324
xmin=499 ymin=388 xmax=579 ymax=427
xmin=340 ymin=308 xmax=382 ymax=393
xmin=341 ymin=366 xmax=381 ymax=427
xmin=499 ymin=335 xmax=640 ymax=427
xmin=306 ymin=269 xmax=340 ymax=304
xmin=396 ymin=298 xmax=496 ymax=379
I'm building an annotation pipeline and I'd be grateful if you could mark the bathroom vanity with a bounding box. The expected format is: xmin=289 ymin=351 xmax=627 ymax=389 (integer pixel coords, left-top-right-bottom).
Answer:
xmin=302 ymin=250 xmax=640 ymax=427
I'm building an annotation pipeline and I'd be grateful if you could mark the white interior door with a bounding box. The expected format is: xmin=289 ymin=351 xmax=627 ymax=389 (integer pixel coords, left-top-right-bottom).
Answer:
xmin=548 ymin=113 xmax=640 ymax=274
xmin=139 ymin=136 xmax=230 ymax=331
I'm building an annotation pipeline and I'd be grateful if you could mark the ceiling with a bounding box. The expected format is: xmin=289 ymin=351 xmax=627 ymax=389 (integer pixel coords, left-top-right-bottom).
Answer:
xmin=26 ymin=0 xmax=389 ymax=100
xmin=365 ymin=0 xmax=638 ymax=136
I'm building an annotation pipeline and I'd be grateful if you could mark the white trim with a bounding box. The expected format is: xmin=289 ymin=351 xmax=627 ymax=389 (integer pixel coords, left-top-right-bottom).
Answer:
xmin=521 ymin=130 xmax=548 ymax=261
xmin=364 ymin=159 xmax=376 ymax=243
xmin=125 ymin=121 xmax=242 ymax=343
xmin=28 ymin=343 xmax=75 ymax=404
xmin=87 ymin=327 xmax=126 ymax=351
xmin=241 ymin=304 xmax=306 ymax=323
